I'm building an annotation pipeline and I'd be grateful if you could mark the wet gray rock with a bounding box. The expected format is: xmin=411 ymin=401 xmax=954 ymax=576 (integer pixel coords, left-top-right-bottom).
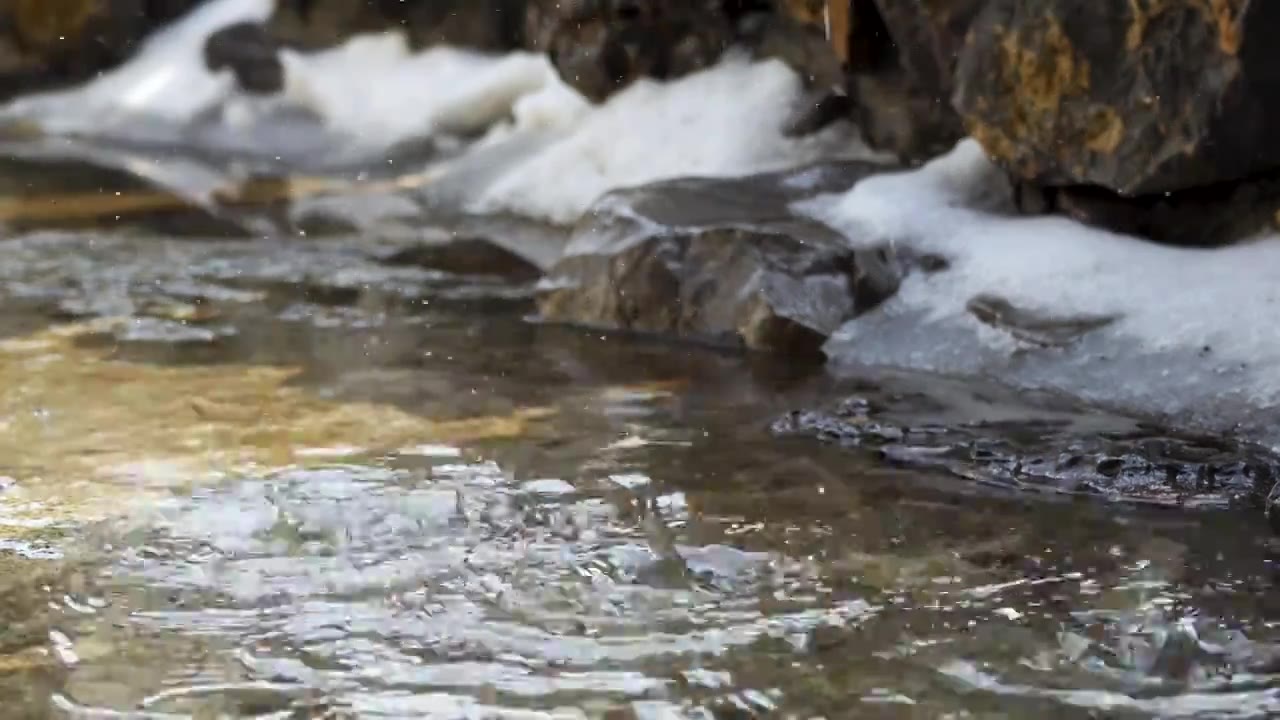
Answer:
xmin=536 ymin=162 xmax=907 ymax=355
xmin=773 ymin=394 xmax=1280 ymax=511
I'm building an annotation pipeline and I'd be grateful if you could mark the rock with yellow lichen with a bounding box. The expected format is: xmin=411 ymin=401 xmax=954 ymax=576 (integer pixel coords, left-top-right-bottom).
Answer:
xmin=954 ymin=0 xmax=1280 ymax=196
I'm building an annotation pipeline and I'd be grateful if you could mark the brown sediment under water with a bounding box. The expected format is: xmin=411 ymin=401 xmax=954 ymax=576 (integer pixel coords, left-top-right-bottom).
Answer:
xmin=2 ymin=190 xmax=1280 ymax=719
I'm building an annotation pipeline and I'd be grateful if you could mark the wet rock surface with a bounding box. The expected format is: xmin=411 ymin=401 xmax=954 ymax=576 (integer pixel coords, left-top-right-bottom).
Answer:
xmin=954 ymin=0 xmax=1280 ymax=197
xmin=536 ymin=162 xmax=907 ymax=354
xmin=773 ymin=391 xmax=1280 ymax=511
xmin=376 ymin=233 xmax=544 ymax=283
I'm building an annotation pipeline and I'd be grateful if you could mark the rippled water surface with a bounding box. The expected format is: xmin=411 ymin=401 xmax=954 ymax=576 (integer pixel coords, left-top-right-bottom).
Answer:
xmin=3 ymin=193 xmax=1280 ymax=719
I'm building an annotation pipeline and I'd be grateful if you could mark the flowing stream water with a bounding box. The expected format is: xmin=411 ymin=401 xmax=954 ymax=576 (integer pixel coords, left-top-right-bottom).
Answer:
xmin=1 ymin=206 xmax=1280 ymax=719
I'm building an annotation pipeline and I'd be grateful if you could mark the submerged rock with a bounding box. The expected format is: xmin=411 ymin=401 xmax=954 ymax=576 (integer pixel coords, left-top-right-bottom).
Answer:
xmin=536 ymin=163 xmax=907 ymax=355
xmin=954 ymin=0 xmax=1280 ymax=196
xmin=378 ymin=235 xmax=543 ymax=282
xmin=0 ymin=151 xmax=262 ymax=237
xmin=0 ymin=0 xmax=202 ymax=102
xmin=774 ymin=394 xmax=1280 ymax=511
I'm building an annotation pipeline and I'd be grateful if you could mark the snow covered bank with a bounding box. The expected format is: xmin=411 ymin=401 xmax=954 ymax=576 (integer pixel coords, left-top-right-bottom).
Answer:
xmin=0 ymin=0 xmax=862 ymax=225
xmin=799 ymin=141 xmax=1280 ymax=446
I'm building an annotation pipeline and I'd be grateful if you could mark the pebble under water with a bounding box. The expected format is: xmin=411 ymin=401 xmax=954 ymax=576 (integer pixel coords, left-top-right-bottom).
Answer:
xmin=3 ymin=219 xmax=1280 ymax=719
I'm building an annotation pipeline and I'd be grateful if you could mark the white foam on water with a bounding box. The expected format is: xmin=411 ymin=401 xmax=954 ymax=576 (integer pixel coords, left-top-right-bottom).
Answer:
xmin=800 ymin=140 xmax=1280 ymax=437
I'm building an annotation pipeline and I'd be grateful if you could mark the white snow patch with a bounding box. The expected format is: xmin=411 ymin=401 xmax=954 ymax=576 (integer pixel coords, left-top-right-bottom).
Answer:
xmin=469 ymin=54 xmax=858 ymax=224
xmin=798 ymin=139 xmax=1280 ymax=432
xmin=273 ymin=37 xmax=561 ymax=151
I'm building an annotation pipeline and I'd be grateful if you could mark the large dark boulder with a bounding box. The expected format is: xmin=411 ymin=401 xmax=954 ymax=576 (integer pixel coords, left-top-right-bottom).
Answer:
xmin=0 ymin=0 xmax=203 ymax=103
xmin=954 ymin=0 xmax=1280 ymax=196
xmin=536 ymin=163 xmax=910 ymax=355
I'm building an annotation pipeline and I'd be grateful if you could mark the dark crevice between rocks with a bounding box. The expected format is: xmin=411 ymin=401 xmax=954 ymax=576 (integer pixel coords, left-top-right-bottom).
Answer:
xmin=1012 ymin=170 xmax=1280 ymax=248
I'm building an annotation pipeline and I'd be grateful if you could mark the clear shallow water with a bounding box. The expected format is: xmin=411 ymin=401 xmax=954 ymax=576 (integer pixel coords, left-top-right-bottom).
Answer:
xmin=2 ymin=210 xmax=1280 ymax=719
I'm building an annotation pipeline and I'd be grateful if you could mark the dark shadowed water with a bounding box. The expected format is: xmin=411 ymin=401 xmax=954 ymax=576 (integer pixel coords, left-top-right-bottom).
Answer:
xmin=2 ymin=188 xmax=1280 ymax=719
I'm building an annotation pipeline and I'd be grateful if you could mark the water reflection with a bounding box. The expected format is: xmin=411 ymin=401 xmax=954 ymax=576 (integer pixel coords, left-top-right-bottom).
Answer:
xmin=1 ymin=227 xmax=1280 ymax=718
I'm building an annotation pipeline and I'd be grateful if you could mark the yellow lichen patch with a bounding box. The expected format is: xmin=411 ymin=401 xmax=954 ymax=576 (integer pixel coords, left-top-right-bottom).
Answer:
xmin=1205 ymin=0 xmax=1244 ymax=55
xmin=1084 ymin=106 xmax=1125 ymax=154
xmin=0 ymin=321 xmax=555 ymax=541
xmin=971 ymin=14 xmax=1095 ymax=175
xmin=1127 ymin=0 xmax=1245 ymax=55
xmin=964 ymin=118 xmax=1038 ymax=178
xmin=997 ymin=15 xmax=1090 ymax=118
xmin=9 ymin=0 xmax=97 ymax=50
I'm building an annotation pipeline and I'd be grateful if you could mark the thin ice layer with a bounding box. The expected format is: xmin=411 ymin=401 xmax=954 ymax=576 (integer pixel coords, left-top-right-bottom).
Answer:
xmin=800 ymin=140 xmax=1280 ymax=446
